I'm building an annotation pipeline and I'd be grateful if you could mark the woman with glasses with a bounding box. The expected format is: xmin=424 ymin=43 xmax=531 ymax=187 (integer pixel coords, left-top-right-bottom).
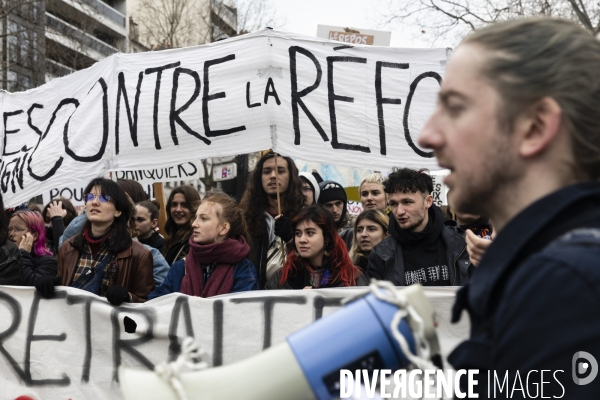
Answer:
xmin=35 ymin=178 xmax=154 ymax=305
xmin=299 ymin=172 xmax=320 ymax=206
xmin=9 ymin=210 xmax=57 ymax=286
xmin=0 ymin=194 xmax=22 ymax=285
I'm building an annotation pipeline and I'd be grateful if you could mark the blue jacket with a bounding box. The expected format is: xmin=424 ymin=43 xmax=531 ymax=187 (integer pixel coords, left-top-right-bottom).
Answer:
xmin=450 ymin=182 xmax=600 ymax=398
xmin=149 ymin=257 xmax=258 ymax=299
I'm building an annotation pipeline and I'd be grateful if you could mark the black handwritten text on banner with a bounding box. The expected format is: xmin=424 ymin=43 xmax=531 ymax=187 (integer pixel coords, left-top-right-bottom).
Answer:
xmin=0 ymin=30 xmax=447 ymax=206
xmin=40 ymin=161 xmax=202 ymax=206
xmin=0 ymin=286 xmax=465 ymax=400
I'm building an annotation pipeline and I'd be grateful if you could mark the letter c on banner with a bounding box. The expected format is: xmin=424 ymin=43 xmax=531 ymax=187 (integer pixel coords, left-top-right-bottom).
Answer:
xmin=28 ymin=99 xmax=79 ymax=181
xmin=64 ymin=78 xmax=109 ymax=162
xmin=403 ymin=71 xmax=441 ymax=158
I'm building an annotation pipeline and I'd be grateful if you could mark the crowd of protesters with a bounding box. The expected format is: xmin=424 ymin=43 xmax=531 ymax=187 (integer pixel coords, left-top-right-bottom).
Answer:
xmin=0 ymin=17 xmax=594 ymax=398
xmin=0 ymin=149 xmax=489 ymax=304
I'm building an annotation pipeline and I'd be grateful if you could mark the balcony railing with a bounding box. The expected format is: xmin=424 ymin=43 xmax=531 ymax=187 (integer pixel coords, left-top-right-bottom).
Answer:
xmin=78 ymin=0 xmax=126 ymax=27
xmin=46 ymin=58 xmax=75 ymax=78
xmin=45 ymin=12 xmax=119 ymax=57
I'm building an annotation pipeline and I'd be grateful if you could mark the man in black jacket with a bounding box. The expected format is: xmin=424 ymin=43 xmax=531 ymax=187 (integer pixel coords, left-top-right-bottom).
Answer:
xmin=418 ymin=18 xmax=600 ymax=398
xmin=367 ymin=168 xmax=469 ymax=286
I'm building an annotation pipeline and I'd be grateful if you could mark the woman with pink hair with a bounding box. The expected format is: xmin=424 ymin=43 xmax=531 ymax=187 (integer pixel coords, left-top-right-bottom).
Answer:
xmin=8 ymin=210 xmax=57 ymax=286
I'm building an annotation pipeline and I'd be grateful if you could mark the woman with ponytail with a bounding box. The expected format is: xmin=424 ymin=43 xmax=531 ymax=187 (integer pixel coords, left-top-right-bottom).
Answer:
xmin=149 ymin=191 xmax=258 ymax=299
xmin=135 ymin=200 xmax=164 ymax=251
xmin=266 ymin=205 xmax=368 ymax=289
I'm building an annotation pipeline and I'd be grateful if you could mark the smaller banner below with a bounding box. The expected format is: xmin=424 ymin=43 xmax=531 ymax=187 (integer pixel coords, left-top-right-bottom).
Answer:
xmin=40 ymin=161 xmax=203 ymax=206
xmin=0 ymin=286 xmax=466 ymax=400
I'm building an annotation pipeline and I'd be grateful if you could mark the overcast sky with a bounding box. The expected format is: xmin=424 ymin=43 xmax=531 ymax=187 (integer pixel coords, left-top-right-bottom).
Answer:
xmin=271 ymin=0 xmax=442 ymax=48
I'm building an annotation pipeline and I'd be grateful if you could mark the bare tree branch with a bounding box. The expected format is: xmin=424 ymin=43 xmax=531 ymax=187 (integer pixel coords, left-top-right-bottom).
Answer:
xmin=133 ymin=0 xmax=211 ymax=49
xmin=567 ymin=0 xmax=594 ymax=31
xmin=379 ymin=0 xmax=600 ymax=45
xmin=234 ymin=0 xmax=285 ymax=34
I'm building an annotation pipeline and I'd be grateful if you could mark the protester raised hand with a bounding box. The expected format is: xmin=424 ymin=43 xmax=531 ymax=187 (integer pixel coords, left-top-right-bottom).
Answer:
xmin=274 ymin=215 xmax=293 ymax=243
xmin=465 ymin=229 xmax=492 ymax=267
xmin=47 ymin=200 xmax=67 ymax=219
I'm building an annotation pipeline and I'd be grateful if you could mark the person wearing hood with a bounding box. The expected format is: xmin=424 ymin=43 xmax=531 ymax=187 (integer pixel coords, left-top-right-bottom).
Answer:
xmin=367 ymin=168 xmax=469 ymax=286
xmin=299 ymin=172 xmax=320 ymax=206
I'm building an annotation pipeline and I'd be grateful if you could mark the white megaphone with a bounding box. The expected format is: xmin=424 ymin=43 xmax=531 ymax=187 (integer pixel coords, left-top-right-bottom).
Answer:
xmin=119 ymin=283 xmax=441 ymax=400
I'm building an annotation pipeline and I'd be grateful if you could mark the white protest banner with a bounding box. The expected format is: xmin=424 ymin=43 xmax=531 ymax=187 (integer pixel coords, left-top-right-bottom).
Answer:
xmin=0 ymin=286 xmax=467 ymax=399
xmin=40 ymin=161 xmax=203 ymax=206
xmin=0 ymin=29 xmax=448 ymax=207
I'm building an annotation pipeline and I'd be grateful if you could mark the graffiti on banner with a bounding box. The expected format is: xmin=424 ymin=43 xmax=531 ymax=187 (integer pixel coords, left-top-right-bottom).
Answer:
xmin=347 ymin=201 xmax=363 ymax=216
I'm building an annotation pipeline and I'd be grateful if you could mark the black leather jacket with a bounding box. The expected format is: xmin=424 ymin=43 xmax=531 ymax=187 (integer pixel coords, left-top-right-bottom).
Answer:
xmin=366 ymin=225 xmax=470 ymax=286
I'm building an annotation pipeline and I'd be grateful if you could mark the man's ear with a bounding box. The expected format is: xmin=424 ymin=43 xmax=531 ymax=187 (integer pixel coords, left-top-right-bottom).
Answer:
xmin=424 ymin=194 xmax=433 ymax=208
xmin=517 ymin=97 xmax=562 ymax=158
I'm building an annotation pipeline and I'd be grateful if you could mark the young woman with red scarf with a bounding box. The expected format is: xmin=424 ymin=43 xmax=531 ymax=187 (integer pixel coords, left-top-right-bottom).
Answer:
xmin=149 ymin=192 xmax=258 ymax=299
xmin=266 ymin=205 xmax=368 ymax=289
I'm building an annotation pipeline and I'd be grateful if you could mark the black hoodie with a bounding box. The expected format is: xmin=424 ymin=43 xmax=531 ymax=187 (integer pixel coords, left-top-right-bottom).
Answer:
xmin=389 ymin=205 xmax=450 ymax=286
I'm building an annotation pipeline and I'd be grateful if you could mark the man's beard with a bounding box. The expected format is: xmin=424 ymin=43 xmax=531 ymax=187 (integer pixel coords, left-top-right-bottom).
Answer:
xmin=268 ymin=193 xmax=278 ymax=200
xmin=453 ymin=140 xmax=518 ymax=218
xmin=399 ymin=210 xmax=426 ymax=232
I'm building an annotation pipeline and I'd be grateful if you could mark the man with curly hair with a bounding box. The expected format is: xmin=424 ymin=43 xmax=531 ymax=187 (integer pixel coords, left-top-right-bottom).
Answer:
xmin=239 ymin=151 xmax=305 ymax=288
xmin=367 ymin=167 xmax=469 ymax=286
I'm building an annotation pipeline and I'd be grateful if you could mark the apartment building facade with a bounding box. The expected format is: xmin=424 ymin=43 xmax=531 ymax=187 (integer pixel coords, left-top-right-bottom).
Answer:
xmin=1 ymin=0 xmax=237 ymax=92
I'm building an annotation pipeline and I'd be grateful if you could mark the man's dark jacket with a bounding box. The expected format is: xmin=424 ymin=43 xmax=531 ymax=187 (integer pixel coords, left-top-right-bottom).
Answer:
xmin=366 ymin=211 xmax=470 ymax=286
xmin=0 ymin=240 xmax=22 ymax=285
xmin=450 ymin=182 xmax=600 ymax=398
xmin=20 ymin=250 xmax=57 ymax=286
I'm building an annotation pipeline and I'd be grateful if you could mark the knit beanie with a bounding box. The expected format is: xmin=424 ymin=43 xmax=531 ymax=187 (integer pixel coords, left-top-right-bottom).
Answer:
xmin=318 ymin=180 xmax=348 ymax=228
xmin=318 ymin=180 xmax=347 ymax=204
xmin=299 ymin=172 xmax=320 ymax=203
